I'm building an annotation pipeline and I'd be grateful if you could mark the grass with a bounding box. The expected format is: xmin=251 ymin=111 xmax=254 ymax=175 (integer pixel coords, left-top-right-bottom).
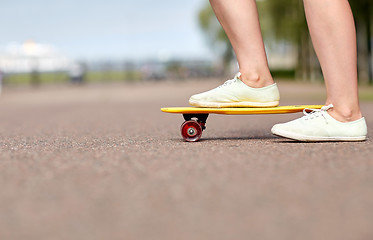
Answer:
xmin=2 ymin=71 xmax=373 ymax=102
xmin=2 ymin=71 xmax=143 ymax=85
xmin=359 ymin=85 xmax=373 ymax=101
xmin=4 ymin=72 xmax=69 ymax=85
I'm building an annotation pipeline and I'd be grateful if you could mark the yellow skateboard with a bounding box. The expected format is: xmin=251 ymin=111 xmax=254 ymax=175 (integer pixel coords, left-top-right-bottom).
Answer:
xmin=161 ymin=105 xmax=323 ymax=142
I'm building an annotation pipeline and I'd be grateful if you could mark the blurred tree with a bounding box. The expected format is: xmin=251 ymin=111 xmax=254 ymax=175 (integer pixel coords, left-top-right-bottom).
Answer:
xmin=198 ymin=0 xmax=319 ymax=80
xmin=198 ymin=0 xmax=372 ymax=84
xmin=258 ymin=0 xmax=320 ymax=81
xmin=350 ymin=0 xmax=373 ymax=84
xmin=198 ymin=2 xmax=233 ymax=74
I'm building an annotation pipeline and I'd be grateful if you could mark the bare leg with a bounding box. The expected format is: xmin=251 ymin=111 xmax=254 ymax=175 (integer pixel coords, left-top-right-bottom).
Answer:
xmin=209 ymin=0 xmax=273 ymax=88
xmin=304 ymin=0 xmax=362 ymax=122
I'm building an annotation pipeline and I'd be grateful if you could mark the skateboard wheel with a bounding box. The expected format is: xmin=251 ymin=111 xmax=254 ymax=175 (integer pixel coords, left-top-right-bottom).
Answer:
xmin=180 ymin=120 xmax=203 ymax=142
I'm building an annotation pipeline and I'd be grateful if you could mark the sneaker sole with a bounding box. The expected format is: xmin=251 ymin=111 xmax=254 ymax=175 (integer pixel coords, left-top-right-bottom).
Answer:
xmin=189 ymin=100 xmax=279 ymax=108
xmin=271 ymin=128 xmax=367 ymax=142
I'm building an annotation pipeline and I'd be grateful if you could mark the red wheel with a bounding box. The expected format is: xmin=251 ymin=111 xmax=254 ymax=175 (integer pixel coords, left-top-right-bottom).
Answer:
xmin=180 ymin=120 xmax=203 ymax=142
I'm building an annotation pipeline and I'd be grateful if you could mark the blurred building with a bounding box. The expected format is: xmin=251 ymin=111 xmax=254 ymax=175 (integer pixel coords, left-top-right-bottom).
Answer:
xmin=0 ymin=40 xmax=72 ymax=73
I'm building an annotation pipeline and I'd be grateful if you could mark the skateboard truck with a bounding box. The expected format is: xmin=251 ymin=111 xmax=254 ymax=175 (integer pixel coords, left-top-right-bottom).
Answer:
xmin=181 ymin=114 xmax=209 ymax=142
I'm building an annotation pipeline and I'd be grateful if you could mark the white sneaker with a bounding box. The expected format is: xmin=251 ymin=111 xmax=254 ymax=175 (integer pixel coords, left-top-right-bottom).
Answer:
xmin=189 ymin=72 xmax=280 ymax=108
xmin=271 ymin=104 xmax=368 ymax=142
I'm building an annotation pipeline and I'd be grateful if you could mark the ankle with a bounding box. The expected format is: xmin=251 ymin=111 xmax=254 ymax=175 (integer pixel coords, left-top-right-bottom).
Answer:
xmin=238 ymin=70 xmax=274 ymax=88
xmin=327 ymin=105 xmax=362 ymax=122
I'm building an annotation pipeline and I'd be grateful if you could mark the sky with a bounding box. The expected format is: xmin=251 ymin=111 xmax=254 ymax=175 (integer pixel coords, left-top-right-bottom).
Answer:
xmin=0 ymin=0 xmax=212 ymax=61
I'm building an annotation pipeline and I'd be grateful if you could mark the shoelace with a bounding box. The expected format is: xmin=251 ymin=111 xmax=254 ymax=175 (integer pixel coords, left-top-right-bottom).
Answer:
xmin=218 ymin=72 xmax=241 ymax=88
xmin=302 ymin=104 xmax=333 ymax=123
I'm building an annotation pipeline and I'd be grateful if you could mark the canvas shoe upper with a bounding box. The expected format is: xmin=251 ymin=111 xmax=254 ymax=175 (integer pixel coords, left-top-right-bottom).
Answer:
xmin=189 ymin=72 xmax=280 ymax=108
xmin=271 ymin=104 xmax=368 ymax=142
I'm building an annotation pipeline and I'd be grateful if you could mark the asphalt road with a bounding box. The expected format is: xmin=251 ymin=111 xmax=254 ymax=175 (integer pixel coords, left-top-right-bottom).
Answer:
xmin=0 ymin=79 xmax=372 ymax=240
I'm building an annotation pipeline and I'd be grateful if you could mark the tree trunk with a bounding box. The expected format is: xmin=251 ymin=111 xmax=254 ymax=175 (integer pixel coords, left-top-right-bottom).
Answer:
xmin=368 ymin=2 xmax=373 ymax=84
xmin=357 ymin=18 xmax=370 ymax=84
xmin=308 ymin=35 xmax=322 ymax=82
xmin=296 ymin=30 xmax=311 ymax=81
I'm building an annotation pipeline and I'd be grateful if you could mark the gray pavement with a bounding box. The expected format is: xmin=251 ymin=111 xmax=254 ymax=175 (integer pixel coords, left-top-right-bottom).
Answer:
xmin=0 ymin=79 xmax=372 ymax=240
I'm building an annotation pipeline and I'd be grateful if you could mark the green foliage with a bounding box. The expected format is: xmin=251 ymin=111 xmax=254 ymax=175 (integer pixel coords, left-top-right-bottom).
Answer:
xmin=258 ymin=0 xmax=317 ymax=81
xmin=197 ymin=0 xmax=310 ymax=76
xmin=198 ymin=1 xmax=233 ymax=71
xmin=3 ymin=71 xmax=142 ymax=85
xmin=258 ymin=0 xmax=307 ymax=43
xmin=350 ymin=0 xmax=372 ymax=20
xmin=350 ymin=0 xmax=373 ymax=84
xmin=197 ymin=0 xmax=373 ymax=83
xmin=4 ymin=72 xmax=69 ymax=85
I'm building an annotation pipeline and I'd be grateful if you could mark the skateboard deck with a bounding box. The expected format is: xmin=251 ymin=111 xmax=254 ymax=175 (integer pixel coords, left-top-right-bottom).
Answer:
xmin=161 ymin=105 xmax=323 ymax=115
xmin=161 ymin=105 xmax=323 ymax=142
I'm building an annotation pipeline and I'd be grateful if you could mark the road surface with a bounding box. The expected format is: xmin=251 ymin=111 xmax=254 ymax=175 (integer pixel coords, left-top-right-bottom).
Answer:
xmin=0 ymin=79 xmax=372 ymax=240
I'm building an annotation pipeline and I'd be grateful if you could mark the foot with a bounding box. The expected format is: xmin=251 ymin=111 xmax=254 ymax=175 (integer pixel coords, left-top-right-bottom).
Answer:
xmin=271 ymin=104 xmax=368 ymax=142
xmin=189 ymin=73 xmax=280 ymax=108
